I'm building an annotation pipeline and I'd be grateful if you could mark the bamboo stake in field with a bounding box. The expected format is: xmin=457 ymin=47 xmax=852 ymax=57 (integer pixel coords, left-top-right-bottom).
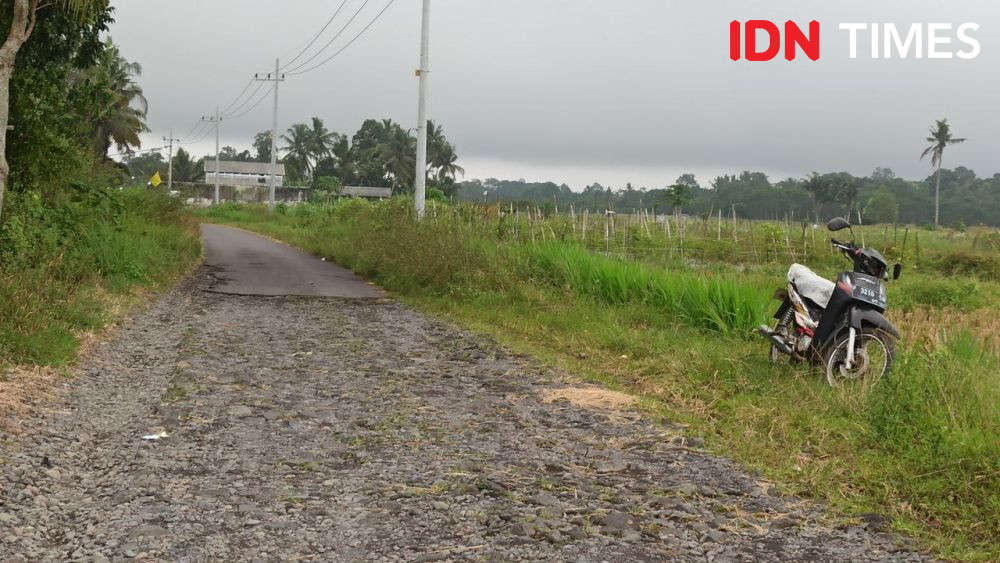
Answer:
xmin=801 ymin=221 xmax=808 ymax=255
xmin=731 ymin=205 xmax=738 ymax=243
xmin=604 ymin=212 xmax=610 ymax=255
xmin=785 ymin=224 xmax=794 ymax=262
xmin=857 ymin=209 xmax=866 ymax=247
xmin=717 ymin=208 xmax=722 ymax=241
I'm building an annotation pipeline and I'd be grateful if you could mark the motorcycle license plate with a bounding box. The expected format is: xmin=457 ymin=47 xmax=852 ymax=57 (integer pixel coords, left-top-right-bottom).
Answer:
xmin=852 ymin=275 xmax=887 ymax=309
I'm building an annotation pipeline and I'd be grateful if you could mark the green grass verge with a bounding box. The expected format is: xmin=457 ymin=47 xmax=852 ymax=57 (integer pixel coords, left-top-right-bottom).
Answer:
xmin=197 ymin=200 xmax=999 ymax=560
xmin=1 ymin=189 xmax=202 ymax=367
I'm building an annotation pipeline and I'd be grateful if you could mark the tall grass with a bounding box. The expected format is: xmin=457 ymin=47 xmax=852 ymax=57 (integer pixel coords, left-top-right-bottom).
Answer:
xmin=523 ymin=243 xmax=770 ymax=336
xmin=0 ymin=188 xmax=201 ymax=366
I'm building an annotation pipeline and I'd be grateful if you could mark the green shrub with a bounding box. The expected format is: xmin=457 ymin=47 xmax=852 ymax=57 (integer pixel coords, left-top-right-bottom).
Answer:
xmin=896 ymin=278 xmax=983 ymax=311
xmin=0 ymin=188 xmax=200 ymax=366
xmin=932 ymin=251 xmax=1000 ymax=281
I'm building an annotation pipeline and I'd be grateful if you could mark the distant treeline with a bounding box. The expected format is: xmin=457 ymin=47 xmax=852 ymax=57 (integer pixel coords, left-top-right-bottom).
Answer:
xmin=456 ymin=167 xmax=1000 ymax=227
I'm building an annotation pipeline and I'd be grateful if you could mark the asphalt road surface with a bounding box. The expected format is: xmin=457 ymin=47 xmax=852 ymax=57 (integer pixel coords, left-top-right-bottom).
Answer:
xmin=0 ymin=227 xmax=925 ymax=561
xmin=201 ymin=223 xmax=381 ymax=298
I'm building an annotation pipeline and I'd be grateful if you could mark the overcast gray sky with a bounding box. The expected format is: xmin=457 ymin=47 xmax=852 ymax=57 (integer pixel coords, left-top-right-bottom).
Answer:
xmin=111 ymin=1 xmax=999 ymax=189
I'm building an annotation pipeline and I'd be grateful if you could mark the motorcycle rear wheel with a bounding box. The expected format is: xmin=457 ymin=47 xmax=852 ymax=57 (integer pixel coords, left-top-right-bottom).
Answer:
xmin=824 ymin=327 xmax=895 ymax=388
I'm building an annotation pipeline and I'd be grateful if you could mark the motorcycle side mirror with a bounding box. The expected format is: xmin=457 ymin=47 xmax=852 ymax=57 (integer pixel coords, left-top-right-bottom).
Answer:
xmin=893 ymin=263 xmax=903 ymax=280
xmin=826 ymin=217 xmax=852 ymax=232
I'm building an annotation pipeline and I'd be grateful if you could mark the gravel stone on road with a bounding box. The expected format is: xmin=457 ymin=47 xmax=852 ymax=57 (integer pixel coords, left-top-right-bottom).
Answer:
xmin=0 ymin=269 xmax=927 ymax=561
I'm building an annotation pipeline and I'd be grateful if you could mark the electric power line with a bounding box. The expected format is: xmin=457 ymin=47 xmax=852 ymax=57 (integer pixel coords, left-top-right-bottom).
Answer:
xmin=220 ymin=79 xmax=267 ymax=119
xmin=180 ymin=120 xmax=210 ymax=143
xmin=279 ymin=0 xmax=352 ymax=71
xmin=217 ymin=77 xmax=257 ymax=116
xmin=172 ymin=0 xmax=396 ymax=166
xmin=183 ymin=123 xmax=215 ymax=146
xmin=109 ymin=145 xmax=168 ymax=159
xmin=179 ymin=119 xmax=205 ymax=141
xmin=285 ymin=0 xmax=398 ymax=76
xmin=224 ymin=84 xmax=275 ymax=120
xmin=282 ymin=0 xmax=375 ymax=74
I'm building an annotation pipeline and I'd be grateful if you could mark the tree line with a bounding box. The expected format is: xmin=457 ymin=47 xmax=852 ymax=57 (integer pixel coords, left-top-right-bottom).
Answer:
xmin=456 ymin=119 xmax=987 ymax=228
xmin=126 ymin=117 xmax=464 ymax=196
xmin=458 ymin=165 xmax=1000 ymax=227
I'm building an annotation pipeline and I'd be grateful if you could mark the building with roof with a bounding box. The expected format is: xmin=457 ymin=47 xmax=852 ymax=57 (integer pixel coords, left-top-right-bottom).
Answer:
xmin=204 ymin=161 xmax=286 ymax=188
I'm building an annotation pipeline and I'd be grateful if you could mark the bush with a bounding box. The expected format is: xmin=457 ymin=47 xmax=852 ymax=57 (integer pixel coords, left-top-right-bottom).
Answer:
xmin=0 ymin=188 xmax=200 ymax=366
xmin=896 ymin=278 xmax=983 ymax=311
xmin=931 ymin=251 xmax=1000 ymax=281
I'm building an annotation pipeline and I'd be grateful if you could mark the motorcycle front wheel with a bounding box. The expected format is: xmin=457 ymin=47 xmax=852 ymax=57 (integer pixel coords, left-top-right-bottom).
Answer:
xmin=824 ymin=327 xmax=895 ymax=388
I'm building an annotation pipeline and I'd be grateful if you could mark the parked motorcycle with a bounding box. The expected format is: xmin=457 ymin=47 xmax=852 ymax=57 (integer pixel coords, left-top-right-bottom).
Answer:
xmin=758 ymin=217 xmax=903 ymax=387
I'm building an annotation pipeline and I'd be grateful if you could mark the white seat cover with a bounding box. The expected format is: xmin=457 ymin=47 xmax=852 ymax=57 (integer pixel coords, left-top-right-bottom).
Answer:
xmin=787 ymin=264 xmax=835 ymax=308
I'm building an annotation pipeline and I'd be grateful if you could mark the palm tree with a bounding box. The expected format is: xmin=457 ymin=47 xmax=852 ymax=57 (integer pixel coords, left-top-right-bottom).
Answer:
xmin=84 ymin=42 xmax=149 ymax=158
xmin=921 ymin=119 xmax=966 ymax=227
xmin=281 ymin=123 xmax=313 ymax=181
xmin=171 ymin=147 xmax=202 ymax=183
xmin=307 ymin=117 xmax=339 ymax=162
xmin=330 ymin=135 xmax=357 ymax=185
xmin=378 ymin=126 xmax=416 ymax=192
xmin=426 ymin=121 xmax=464 ymax=184
xmin=433 ymin=146 xmax=464 ymax=184
xmin=0 ymin=0 xmax=110 ymax=220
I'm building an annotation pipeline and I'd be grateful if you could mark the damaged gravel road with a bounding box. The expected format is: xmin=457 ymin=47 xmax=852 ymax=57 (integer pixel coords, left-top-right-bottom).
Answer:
xmin=1 ymin=231 xmax=926 ymax=561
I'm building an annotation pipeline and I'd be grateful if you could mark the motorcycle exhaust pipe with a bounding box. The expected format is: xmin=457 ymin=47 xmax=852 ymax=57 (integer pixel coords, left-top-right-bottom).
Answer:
xmin=758 ymin=325 xmax=793 ymax=355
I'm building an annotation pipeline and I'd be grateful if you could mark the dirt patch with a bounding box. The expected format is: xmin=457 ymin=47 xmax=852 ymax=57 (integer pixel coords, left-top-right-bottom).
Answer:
xmin=0 ymin=367 xmax=65 ymax=436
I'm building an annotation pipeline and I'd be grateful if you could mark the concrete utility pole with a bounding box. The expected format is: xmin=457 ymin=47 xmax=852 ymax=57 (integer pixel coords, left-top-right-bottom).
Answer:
xmin=201 ymin=109 xmax=223 ymax=205
xmin=413 ymin=0 xmax=431 ymax=218
xmin=163 ymin=129 xmax=180 ymax=191
xmin=255 ymin=59 xmax=285 ymax=211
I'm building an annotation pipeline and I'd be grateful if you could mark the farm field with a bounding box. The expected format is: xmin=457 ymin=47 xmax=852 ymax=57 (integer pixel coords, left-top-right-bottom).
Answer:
xmin=198 ymin=199 xmax=1000 ymax=560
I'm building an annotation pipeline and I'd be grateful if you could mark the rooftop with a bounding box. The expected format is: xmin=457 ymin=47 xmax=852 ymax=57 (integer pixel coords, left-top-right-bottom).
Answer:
xmin=204 ymin=160 xmax=286 ymax=175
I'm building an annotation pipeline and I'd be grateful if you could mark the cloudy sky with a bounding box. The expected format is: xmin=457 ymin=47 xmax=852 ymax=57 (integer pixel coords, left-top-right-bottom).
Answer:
xmin=111 ymin=1 xmax=999 ymax=189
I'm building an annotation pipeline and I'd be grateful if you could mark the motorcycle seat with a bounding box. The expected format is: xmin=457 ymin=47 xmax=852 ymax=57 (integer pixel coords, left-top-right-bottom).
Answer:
xmin=787 ymin=263 xmax=835 ymax=309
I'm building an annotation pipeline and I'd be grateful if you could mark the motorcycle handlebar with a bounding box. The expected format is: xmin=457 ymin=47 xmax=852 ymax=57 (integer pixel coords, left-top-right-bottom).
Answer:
xmin=831 ymin=239 xmax=856 ymax=255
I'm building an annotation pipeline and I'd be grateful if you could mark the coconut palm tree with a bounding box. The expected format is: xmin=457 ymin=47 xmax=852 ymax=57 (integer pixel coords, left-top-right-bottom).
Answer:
xmin=432 ymin=145 xmax=464 ymax=184
xmin=378 ymin=126 xmax=416 ymax=192
xmin=426 ymin=121 xmax=464 ymax=184
xmin=307 ymin=117 xmax=339 ymax=162
xmin=921 ymin=119 xmax=966 ymax=227
xmin=0 ymin=0 xmax=110 ymax=220
xmin=330 ymin=135 xmax=357 ymax=185
xmin=281 ymin=122 xmax=314 ymax=181
xmin=170 ymin=147 xmax=203 ymax=183
xmin=85 ymin=42 xmax=149 ymax=158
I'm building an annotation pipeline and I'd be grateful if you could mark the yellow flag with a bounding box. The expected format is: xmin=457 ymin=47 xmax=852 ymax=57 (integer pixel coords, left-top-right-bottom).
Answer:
xmin=150 ymin=171 xmax=162 ymax=187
